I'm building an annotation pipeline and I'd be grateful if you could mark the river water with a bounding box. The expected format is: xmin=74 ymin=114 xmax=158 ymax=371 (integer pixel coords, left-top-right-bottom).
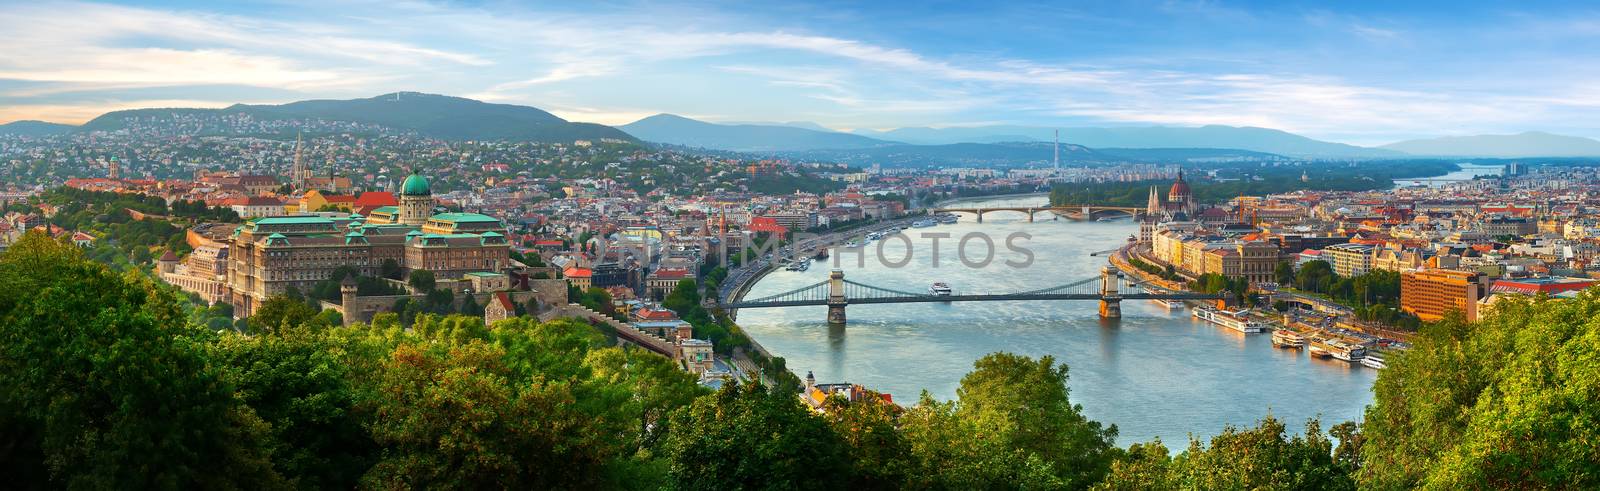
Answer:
xmin=736 ymin=196 xmax=1376 ymax=445
xmin=1391 ymin=163 xmax=1504 ymax=188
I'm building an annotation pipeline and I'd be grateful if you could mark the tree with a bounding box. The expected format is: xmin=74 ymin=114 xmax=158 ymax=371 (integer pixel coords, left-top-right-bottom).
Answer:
xmin=0 ymin=232 xmax=283 ymax=488
xmin=210 ymin=329 xmax=375 ymax=488
xmin=1274 ymin=261 xmax=1296 ymax=285
xmin=249 ymin=295 xmax=319 ymax=334
xmin=380 ymin=258 xmax=402 ymax=280
xmin=408 ymin=269 xmax=436 ymax=293
xmin=663 ymin=382 xmax=852 ymax=489
xmin=1095 ymin=417 xmax=1353 ymax=490
xmin=1360 ymin=294 xmax=1600 ymax=489
xmin=823 ymin=391 xmax=912 ymax=488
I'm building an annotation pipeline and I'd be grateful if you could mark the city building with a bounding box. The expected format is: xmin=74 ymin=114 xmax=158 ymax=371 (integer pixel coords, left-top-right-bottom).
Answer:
xmin=1401 ymin=269 xmax=1483 ymax=322
xmin=1323 ymin=243 xmax=1376 ymax=277
xmin=224 ymin=172 xmax=510 ymax=317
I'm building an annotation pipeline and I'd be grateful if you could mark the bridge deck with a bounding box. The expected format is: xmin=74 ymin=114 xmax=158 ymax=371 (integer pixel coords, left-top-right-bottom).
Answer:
xmin=727 ymin=292 xmax=1223 ymax=309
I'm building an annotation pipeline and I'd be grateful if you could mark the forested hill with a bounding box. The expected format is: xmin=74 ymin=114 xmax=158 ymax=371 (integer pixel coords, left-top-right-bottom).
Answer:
xmin=78 ymin=92 xmax=635 ymax=143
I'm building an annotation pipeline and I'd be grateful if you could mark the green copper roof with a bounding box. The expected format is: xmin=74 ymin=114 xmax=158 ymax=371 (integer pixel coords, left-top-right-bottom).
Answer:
xmin=400 ymin=172 xmax=431 ymax=196
xmin=429 ymin=212 xmax=501 ymax=223
xmin=370 ymin=206 xmax=398 ymax=214
xmin=254 ymin=216 xmax=335 ymax=225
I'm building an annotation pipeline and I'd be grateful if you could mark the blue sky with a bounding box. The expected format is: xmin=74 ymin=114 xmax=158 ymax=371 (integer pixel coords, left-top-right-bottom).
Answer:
xmin=3 ymin=0 xmax=1600 ymax=145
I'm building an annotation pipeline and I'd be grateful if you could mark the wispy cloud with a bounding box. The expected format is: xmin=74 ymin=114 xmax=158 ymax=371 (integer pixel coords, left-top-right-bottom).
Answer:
xmin=4 ymin=0 xmax=1600 ymax=142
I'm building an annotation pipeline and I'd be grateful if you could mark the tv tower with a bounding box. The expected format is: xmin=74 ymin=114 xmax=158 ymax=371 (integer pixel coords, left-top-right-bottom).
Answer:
xmin=1053 ymin=129 xmax=1060 ymax=173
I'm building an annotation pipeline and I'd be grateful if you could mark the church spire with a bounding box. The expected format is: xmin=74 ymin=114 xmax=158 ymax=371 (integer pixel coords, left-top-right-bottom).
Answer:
xmin=291 ymin=131 xmax=305 ymax=191
xmin=1146 ymin=185 xmax=1161 ymax=215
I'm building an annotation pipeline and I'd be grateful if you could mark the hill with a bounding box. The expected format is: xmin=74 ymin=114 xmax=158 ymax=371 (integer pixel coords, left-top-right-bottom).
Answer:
xmin=0 ymin=120 xmax=76 ymax=137
xmin=1379 ymin=131 xmax=1600 ymax=157
xmin=620 ymin=114 xmax=896 ymax=151
xmin=853 ymin=125 xmax=1401 ymax=158
xmin=79 ymin=92 xmax=633 ymax=143
xmin=788 ymin=141 xmax=1117 ymax=167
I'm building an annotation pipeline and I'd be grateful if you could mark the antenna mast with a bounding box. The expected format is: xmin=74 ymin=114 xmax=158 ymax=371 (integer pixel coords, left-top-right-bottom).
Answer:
xmin=1053 ymin=129 xmax=1060 ymax=172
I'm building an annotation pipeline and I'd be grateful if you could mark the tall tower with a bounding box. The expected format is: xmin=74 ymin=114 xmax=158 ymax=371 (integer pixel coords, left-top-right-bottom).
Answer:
xmin=107 ymin=157 xmax=120 ymax=180
xmin=1053 ymin=129 xmax=1060 ymax=172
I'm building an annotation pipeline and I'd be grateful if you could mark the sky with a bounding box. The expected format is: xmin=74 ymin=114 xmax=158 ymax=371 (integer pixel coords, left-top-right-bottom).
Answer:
xmin=4 ymin=0 xmax=1600 ymax=145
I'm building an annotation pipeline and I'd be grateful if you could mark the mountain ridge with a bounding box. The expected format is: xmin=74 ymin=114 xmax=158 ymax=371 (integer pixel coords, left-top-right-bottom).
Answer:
xmin=1379 ymin=131 xmax=1600 ymax=157
xmin=78 ymin=92 xmax=633 ymax=143
xmin=620 ymin=114 xmax=897 ymax=151
xmin=0 ymin=120 xmax=76 ymax=137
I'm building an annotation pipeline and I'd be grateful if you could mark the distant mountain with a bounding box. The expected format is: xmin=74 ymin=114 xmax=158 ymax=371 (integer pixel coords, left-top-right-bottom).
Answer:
xmin=80 ymin=92 xmax=633 ymax=143
xmin=852 ymin=126 xmax=1047 ymax=144
xmin=1379 ymin=131 xmax=1600 ymax=157
xmin=620 ymin=114 xmax=897 ymax=151
xmin=852 ymin=125 xmax=1401 ymax=158
xmin=788 ymin=141 xmax=1117 ymax=167
xmin=0 ymin=120 xmax=75 ymax=137
xmin=724 ymin=120 xmax=839 ymax=132
xmin=1094 ymin=147 xmax=1287 ymax=161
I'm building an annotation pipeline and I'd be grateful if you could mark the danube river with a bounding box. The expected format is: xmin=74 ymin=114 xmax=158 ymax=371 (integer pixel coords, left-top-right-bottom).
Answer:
xmin=736 ymin=196 xmax=1376 ymax=444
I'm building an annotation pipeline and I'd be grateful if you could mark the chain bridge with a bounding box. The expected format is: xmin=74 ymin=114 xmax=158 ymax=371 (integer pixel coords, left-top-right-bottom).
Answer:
xmin=722 ymin=267 xmax=1227 ymax=324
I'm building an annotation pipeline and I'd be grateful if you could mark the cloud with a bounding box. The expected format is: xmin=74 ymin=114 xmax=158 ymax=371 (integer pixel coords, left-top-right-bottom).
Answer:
xmin=4 ymin=0 xmax=1600 ymax=142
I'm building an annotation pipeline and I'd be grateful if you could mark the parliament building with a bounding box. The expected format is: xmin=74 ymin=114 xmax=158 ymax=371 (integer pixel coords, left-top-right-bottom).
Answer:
xmin=226 ymin=172 xmax=511 ymax=317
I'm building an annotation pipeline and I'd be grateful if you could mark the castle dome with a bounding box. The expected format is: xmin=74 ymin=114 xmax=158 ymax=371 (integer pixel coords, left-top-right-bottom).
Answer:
xmin=400 ymin=172 xmax=431 ymax=196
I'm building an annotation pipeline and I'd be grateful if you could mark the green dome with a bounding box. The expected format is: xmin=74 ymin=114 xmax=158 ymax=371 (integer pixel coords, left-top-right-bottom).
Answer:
xmin=400 ymin=172 xmax=431 ymax=196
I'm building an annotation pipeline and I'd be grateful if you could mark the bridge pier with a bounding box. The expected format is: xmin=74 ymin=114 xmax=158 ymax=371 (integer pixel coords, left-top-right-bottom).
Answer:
xmin=1027 ymin=208 xmax=1035 ymax=222
xmin=827 ymin=269 xmax=847 ymax=325
xmin=1098 ymin=266 xmax=1123 ymax=319
xmin=975 ymin=209 xmax=983 ymax=223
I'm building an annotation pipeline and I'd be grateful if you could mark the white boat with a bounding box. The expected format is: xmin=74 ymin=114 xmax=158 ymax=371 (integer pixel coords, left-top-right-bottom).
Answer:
xmin=911 ymin=218 xmax=937 ymax=228
xmin=929 ymin=282 xmax=953 ymax=296
xmin=1360 ymin=354 xmax=1387 ymax=369
xmin=1192 ymin=307 xmax=1264 ymax=333
xmin=935 ymin=213 xmax=958 ymax=224
xmin=1311 ymin=338 xmax=1367 ymax=362
xmin=784 ymin=261 xmax=810 ymax=272
xmin=1150 ymin=298 xmax=1184 ymax=309
xmin=1271 ymin=329 xmax=1306 ymax=349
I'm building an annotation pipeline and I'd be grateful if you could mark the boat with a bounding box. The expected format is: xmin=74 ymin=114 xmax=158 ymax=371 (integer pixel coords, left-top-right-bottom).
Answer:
xmin=1360 ymin=353 xmax=1388 ymax=369
xmin=1271 ymin=329 xmax=1306 ymax=349
xmin=1150 ymin=298 xmax=1183 ymax=310
xmin=911 ymin=218 xmax=937 ymax=228
xmin=813 ymin=249 xmax=829 ymax=260
xmin=784 ymin=260 xmax=810 ymax=272
xmin=929 ymin=282 xmax=953 ymax=296
xmin=935 ymin=213 xmax=958 ymax=224
xmin=1192 ymin=307 xmax=1264 ymax=333
xmin=1310 ymin=338 xmax=1367 ymax=362
xmin=1309 ymin=345 xmax=1332 ymax=358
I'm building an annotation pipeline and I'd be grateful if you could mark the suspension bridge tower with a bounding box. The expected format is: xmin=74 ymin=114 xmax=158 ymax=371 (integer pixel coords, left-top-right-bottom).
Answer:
xmin=1098 ymin=266 xmax=1122 ymax=319
xmin=827 ymin=269 xmax=847 ymax=324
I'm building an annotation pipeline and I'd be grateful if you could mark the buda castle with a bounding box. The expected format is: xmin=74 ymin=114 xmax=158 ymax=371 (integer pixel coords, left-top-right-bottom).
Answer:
xmin=225 ymin=171 xmax=511 ymax=317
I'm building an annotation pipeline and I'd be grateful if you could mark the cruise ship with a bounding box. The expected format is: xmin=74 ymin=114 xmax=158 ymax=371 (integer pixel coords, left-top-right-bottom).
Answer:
xmin=1192 ymin=307 xmax=1265 ymax=333
xmin=1310 ymin=338 xmax=1367 ymax=362
xmin=1360 ymin=353 xmax=1388 ymax=369
xmin=1271 ymin=329 xmax=1306 ymax=349
xmin=784 ymin=260 xmax=810 ymax=272
xmin=935 ymin=213 xmax=959 ymax=224
xmin=911 ymin=218 xmax=937 ymax=228
xmin=929 ymin=282 xmax=953 ymax=296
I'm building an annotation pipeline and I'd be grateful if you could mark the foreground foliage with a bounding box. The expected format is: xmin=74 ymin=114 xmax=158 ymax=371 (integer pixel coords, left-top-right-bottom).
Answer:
xmin=2 ymin=231 xmax=1595 ymax=489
